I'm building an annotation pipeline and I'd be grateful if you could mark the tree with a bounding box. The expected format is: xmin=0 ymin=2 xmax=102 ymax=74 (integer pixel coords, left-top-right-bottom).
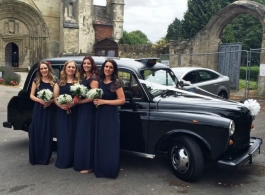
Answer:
xmin=152 ymin=37 xmax=169 ymax=54
xmin=119 ymin=30 xmax=151 ymax=45
xmin=182 ymin=0 xmax=221 ymax=39
xmin=165 ymin=18 xmax=183 ymax=41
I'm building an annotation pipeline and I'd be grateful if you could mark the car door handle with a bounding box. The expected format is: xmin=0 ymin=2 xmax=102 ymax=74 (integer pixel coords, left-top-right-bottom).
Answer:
xmin=214 ymin=84 xmax=218 ymax=86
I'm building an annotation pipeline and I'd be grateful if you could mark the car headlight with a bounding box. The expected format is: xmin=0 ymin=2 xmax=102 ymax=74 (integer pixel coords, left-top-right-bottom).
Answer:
xmin=229 ymin=120 xmax=235 ymax=136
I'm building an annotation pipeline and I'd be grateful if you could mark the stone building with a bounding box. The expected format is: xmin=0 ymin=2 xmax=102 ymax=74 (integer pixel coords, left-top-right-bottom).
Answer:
xmin=0 ymin=0 xmax=124 ymax=68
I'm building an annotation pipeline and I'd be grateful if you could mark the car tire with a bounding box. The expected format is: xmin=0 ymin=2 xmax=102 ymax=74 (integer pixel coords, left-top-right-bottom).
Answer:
xmin=218 ymin=91 xmax=227 ymax=99
xmin=168 ymin=136 xmax=204 ymax=182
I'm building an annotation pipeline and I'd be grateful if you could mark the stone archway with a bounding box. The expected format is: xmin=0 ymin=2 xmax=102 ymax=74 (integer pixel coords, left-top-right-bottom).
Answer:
xmin=170 ymin=1 xmax=265 ymax=95
xmin=0 ymin=0 xmax=49 ymax=68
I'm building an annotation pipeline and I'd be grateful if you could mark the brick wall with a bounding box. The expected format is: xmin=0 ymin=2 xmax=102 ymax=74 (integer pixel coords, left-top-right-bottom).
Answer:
xmin=95 ymin=25 xmax=113 ymax=42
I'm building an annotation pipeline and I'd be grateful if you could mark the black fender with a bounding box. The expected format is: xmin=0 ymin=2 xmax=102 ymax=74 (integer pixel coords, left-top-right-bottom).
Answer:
xmin=148 ymin=111 xmax=232 ymax=160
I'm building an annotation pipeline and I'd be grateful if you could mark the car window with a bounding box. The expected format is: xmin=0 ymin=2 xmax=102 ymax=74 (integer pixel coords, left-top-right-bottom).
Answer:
xmin=183 ymin=71 xmax=197 ymax=84
xmin=197 ymin=70 xmax=218 ymax=82
xmin=118 ymin=71 xmax=143 ymax=100
xmin=142 ymin=69 xmax=175 ymax=86
xmin=52 ymin=67 xmax=60 ymax=80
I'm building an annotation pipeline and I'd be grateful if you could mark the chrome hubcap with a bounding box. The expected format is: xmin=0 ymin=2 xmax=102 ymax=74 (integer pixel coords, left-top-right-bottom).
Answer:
xmin=171 ymin=146 xmax=189 ymax=174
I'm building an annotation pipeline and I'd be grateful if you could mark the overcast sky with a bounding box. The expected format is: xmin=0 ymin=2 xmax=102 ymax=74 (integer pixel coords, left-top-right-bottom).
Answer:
xmin=94 ymin=0 xmax=188 ymax=43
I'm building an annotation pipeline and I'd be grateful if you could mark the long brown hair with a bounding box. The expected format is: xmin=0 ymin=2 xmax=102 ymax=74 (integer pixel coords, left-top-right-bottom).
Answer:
xmin=99 ymin=59 xmax=118 ymax=82
xmin=80 ymin=56 xmax=98 ymax=80
xmin=59 ymin=60 xmax=80 ymax=86
xmin=35 ymin=61 xmax=55 ymax=88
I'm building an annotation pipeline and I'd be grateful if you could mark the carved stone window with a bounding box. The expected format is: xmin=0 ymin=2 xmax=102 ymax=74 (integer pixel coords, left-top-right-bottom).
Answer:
xmin=63 ymin=0 xmax=78 ymax=28
xmin=4 ymin=20 xmax=19 ymax=34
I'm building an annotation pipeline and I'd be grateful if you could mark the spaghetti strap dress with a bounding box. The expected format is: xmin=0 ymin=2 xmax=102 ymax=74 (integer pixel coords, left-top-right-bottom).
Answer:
xmin=29 ymin=80 xmax=55 ymax=165
xmin=94 ymin=79 xmax=122 ymax=178
xmin=74 ymin=75 xmax=98 ymax=171
xmin=55 ymin=82 xmax=79 ymax=168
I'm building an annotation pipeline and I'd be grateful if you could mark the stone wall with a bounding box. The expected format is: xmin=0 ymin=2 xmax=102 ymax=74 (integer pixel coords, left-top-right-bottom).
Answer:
xmin=118 ymin=44 xmax=159 ymax=58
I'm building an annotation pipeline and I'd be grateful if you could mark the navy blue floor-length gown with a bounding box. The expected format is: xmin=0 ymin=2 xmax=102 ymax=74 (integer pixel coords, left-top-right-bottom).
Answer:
xmin=55 ymin=82 xmax=78 ymax=169
xmin=29 ymin=80 xmax=55 ymax=165
xmin=74 ymin=76 xmax=98 ymax=171
xmin=94 ymin=79 xmax=122 ymax=178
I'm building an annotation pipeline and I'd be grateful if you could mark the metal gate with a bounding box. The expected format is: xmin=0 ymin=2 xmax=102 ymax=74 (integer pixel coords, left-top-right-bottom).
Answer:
xmin=218 ymin=43 xmax=242 ymax=90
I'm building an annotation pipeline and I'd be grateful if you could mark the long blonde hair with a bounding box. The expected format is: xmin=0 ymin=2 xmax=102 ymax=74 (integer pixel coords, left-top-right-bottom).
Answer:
xmin=59 ymin=60 xmax=80 ymax=86
xmin=35 ymin=61 xmax=55 ymax=88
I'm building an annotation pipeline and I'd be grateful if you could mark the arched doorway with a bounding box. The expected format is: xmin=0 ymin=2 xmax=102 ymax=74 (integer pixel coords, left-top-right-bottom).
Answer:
xmin=0 ymin=1 xmax=49 ymax=67
xmin=5 ymin=42 xmax=19 ymax=67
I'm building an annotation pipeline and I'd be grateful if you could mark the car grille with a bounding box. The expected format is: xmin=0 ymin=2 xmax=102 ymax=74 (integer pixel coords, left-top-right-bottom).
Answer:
xmin=232 ymin=111 xmax=252 ymax=150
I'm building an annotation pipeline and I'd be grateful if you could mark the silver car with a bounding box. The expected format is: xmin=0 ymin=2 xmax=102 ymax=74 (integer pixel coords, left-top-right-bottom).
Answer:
xmin=171 ymin=67 xmax=230 ymax=98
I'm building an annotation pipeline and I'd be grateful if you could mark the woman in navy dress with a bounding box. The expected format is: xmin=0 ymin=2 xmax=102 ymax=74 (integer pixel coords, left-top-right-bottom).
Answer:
xmin=74 ymin=56 xmax=99 ymax=173
xmin=29 ymin=61 xmax=55 ymax=165
xmin=93 ymin=59 xmax=125 ymax=178
xmin=54 ymin=60 xmax=80 ymax=168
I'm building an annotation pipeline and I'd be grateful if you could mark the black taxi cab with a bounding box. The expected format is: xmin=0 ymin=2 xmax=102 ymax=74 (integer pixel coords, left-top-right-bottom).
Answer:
xmin=3 ymin=56 xmax=262 ymax=182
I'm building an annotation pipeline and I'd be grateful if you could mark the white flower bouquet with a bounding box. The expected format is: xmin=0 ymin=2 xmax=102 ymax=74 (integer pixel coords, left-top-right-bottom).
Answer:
xmin=37 ymin=89 xmax=53 ymax=109
xmin=37 ymin=89 xmax=53 ymax=102
xmin=70 ymin=84 xmax=88 ymax=98
xmin=86 ymin=88 xmax=104 ymax=108
xmin=56 ymin=94 xmax=73 ymax=114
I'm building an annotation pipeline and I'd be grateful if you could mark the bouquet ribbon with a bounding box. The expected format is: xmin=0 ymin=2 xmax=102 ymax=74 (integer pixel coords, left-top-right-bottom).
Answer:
xmin=67 ymin=107 xmax=72 ymax=114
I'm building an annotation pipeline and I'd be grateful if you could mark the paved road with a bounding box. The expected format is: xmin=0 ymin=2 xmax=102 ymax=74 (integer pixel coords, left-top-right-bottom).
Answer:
xmin=0 ymin=81 xmax=265 ymax=195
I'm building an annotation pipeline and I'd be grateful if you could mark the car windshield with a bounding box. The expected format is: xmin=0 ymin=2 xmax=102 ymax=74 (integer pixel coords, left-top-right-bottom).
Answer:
xmin=140 ymin=69 xmax=177 ymax=86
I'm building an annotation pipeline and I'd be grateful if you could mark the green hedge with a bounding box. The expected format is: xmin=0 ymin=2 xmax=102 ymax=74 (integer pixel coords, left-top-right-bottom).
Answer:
xmin=240 ymin=66 xmax=259 ymax=81
xmin=0 ymin=66 xmax=21 ymax=85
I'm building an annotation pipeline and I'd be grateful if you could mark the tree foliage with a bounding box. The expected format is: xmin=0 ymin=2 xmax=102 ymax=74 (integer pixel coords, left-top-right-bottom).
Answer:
xmin=152 ymin=37 xmax=169 ymax=54
xmin=165 ymin=18 xmax=183 ymax=41
xmin=119 ymin=30 xmax=151 ymax=45
xmin=181 ymin=0 xmax=221 ymax=39
xmin=166 ymin=0 xmax=265 ymax=52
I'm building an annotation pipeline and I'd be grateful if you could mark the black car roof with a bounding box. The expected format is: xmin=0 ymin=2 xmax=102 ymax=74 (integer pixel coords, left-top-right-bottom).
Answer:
xmin=24 ymin=56 xmax=175 ymax=92
xmin=44 ymin=56 xmax=169 ymax=73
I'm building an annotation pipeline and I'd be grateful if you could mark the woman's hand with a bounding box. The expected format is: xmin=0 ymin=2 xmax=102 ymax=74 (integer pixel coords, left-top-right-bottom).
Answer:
xmin=60 ymin=104 xmax=69 ymax=110
xmin=93 ymin=99 xmax=104 ymax=106
xmin=43 ymin=100 xmax=52 ymax=108
xmin=39 ymin=99 xmax=45 ymax=105
xmin=67 ymin=100 xmax=76 ymax=108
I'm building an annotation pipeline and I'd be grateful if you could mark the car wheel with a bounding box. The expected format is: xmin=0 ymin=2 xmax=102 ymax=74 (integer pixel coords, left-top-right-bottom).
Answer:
xmin=168 ymin=136 xmax=204 ymax=182
xmin=218 ymin=91 xmax=227 ymax=99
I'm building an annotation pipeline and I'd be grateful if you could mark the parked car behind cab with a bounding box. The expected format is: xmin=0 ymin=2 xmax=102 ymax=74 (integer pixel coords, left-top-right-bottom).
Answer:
xmin=171 ymin=67 xmax=230 ymax=98
xmin=3 ymin=56 xmax=262 ymax=182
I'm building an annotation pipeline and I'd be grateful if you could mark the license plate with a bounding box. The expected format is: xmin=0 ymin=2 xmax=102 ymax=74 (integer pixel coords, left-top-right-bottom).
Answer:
xmin=249 ymin=146 xmax=260 ymax=164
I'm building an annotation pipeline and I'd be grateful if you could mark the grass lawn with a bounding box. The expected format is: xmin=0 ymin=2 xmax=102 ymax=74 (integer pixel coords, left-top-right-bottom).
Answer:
xmin=239 ymin=79 xmax=258 ymax=90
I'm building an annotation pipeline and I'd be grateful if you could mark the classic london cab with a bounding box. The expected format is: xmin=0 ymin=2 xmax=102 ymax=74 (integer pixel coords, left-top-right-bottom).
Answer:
xmin=3 ymin=56 xmax=262 ymax=182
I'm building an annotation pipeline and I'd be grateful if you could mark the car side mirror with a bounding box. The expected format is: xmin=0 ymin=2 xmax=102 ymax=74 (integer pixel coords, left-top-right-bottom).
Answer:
xmin=179 ymin=80 xmax=190 ymax=87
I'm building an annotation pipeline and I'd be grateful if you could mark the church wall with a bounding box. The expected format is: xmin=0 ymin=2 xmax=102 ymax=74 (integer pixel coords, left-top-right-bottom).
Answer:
xmin=62 ymin=28 xmax=79 ymax=54
xmin=20 ymin=0 xmax=61 ymax=57
xmin=111 ymin=0 xmax=124 ymax=42
xmin=0 ymin=0 xmax=124 ymax=67
xmin=78 ymin=0 xmax=95 ymax=54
